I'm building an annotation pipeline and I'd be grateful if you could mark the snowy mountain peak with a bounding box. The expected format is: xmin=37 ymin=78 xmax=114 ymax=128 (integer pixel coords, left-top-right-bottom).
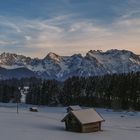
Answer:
xmin=0 ymin=52 xmax=17 ymax=58
xmin=0 ymin=52 xmax=29 ymax=60
xmin=86 ymin=49 xmax=139 ymax=58
xmin=87 ymin=50 xmax=103 ymax=55
xmin=105 ymin=49 xmax=133 ymax=56
xmin=0 ymin=49 xmax=140 ymax=80
xmin=44 ymin=52 xmax=62 ymax=62
xmin=0 ymin=52 xmax=32 ymax=67
xmin=71 ymin=53 xmax=83 ymax=58
xmin=0 ymin=52 xmax=18 ymax=64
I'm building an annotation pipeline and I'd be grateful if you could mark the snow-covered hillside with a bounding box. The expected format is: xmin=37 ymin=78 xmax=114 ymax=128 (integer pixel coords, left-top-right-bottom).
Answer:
xmin=0 ymin=103 xmax=140 ymax=140
xmin=0 ymin=49 xmax=140 ymax=80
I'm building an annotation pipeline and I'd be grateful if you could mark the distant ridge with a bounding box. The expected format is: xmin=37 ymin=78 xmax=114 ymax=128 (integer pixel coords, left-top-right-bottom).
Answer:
xmin=0 ymin=49 xmax=140 ymax=80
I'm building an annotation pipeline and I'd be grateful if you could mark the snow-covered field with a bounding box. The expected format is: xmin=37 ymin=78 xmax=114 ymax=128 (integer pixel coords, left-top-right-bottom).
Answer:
xmin=0 ymin=103 xmax=140 ymax=140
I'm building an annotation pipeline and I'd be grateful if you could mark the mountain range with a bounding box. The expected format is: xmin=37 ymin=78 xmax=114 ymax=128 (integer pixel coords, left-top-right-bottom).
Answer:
xmin=0 ymin=49 xmax=140 ymax=80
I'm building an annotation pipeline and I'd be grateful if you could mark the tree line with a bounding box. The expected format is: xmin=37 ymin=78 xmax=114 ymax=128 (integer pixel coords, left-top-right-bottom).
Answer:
xmin=26 ymin=72 xmax=140 ymax=110
xmin=0 ymin=84 xmax=20 ymax=103
xmin=0 ymin=77 xmax=41 ymax=103
xmin=0 ymin=72 xmax=140 ymax=110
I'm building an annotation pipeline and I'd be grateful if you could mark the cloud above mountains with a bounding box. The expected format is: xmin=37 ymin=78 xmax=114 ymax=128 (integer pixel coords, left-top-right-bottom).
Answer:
xmin=0 ymin=0 xmax=140 ymax=58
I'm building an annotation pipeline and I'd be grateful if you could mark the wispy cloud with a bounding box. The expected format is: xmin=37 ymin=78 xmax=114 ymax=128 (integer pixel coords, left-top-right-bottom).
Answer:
xmin=0 ymin=14 xmax=140 ymax=57
xmin=0 ymin=40 xmax=17 ymax=46
xmin=0 ymin=0 xmax=140 ymax=57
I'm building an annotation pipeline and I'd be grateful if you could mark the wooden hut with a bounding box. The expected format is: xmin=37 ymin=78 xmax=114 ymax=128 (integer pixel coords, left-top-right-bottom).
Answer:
xmin=61 ymin=108 xmax=105 ymax=133
xmin=67 ymin=105 xmax=81 ymax=113
xmin=29 ymin=107 xmax=38 ymax=112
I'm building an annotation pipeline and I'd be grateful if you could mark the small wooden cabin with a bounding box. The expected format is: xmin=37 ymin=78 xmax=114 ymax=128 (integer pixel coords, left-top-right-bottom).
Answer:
xmin=67 ymin=105 xmax=81 ymax=113
xmin=61 ymin=108 xmax=105 ymax=133
xmin=29 ymin=107 xmax=38 ymax=112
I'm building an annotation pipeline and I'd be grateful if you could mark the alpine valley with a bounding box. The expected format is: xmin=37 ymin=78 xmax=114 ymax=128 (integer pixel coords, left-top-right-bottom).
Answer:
xmin=0 ymin=49 xmax=140 ymax=80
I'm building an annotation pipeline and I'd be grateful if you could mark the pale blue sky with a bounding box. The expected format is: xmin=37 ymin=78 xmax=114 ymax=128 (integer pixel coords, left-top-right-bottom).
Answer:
xmin=0 ymin=0 xmax=140 ymax=57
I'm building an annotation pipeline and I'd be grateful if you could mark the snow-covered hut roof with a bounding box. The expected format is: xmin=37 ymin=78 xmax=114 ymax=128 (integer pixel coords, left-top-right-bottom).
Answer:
xmin=62 ymin=108 xmax=104 ymax=124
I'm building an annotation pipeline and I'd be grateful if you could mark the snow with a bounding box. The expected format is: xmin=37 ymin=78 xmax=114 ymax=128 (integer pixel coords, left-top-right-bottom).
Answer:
xmin=70 ymin=108 xmax=104 ymax=124
xmin=87 ymin=50 xmax=140 ymax=74
xmin=1 ymin=50 xmax=140 ymax=79
xmin=129 ymin=58 xmax=140 ymax=64
xmin=46 ymin=52 xmax=61 ymax=62
xmin=1 ymin=65 xmax=24 ymax=69
xmin=20 ymin=93 xmax=26 ymax=103
xmin=56 ymin=61 xmax=68 ymax=78
xmin=27 ymin=64 xmax=46 ymax=72
xmin=0 ymin=103 xmax=140 ymax=140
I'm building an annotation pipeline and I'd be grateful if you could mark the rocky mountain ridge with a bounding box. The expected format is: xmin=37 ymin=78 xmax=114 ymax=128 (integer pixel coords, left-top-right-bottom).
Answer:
xmin=0 ymin=49 xmax=140 ymax=80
